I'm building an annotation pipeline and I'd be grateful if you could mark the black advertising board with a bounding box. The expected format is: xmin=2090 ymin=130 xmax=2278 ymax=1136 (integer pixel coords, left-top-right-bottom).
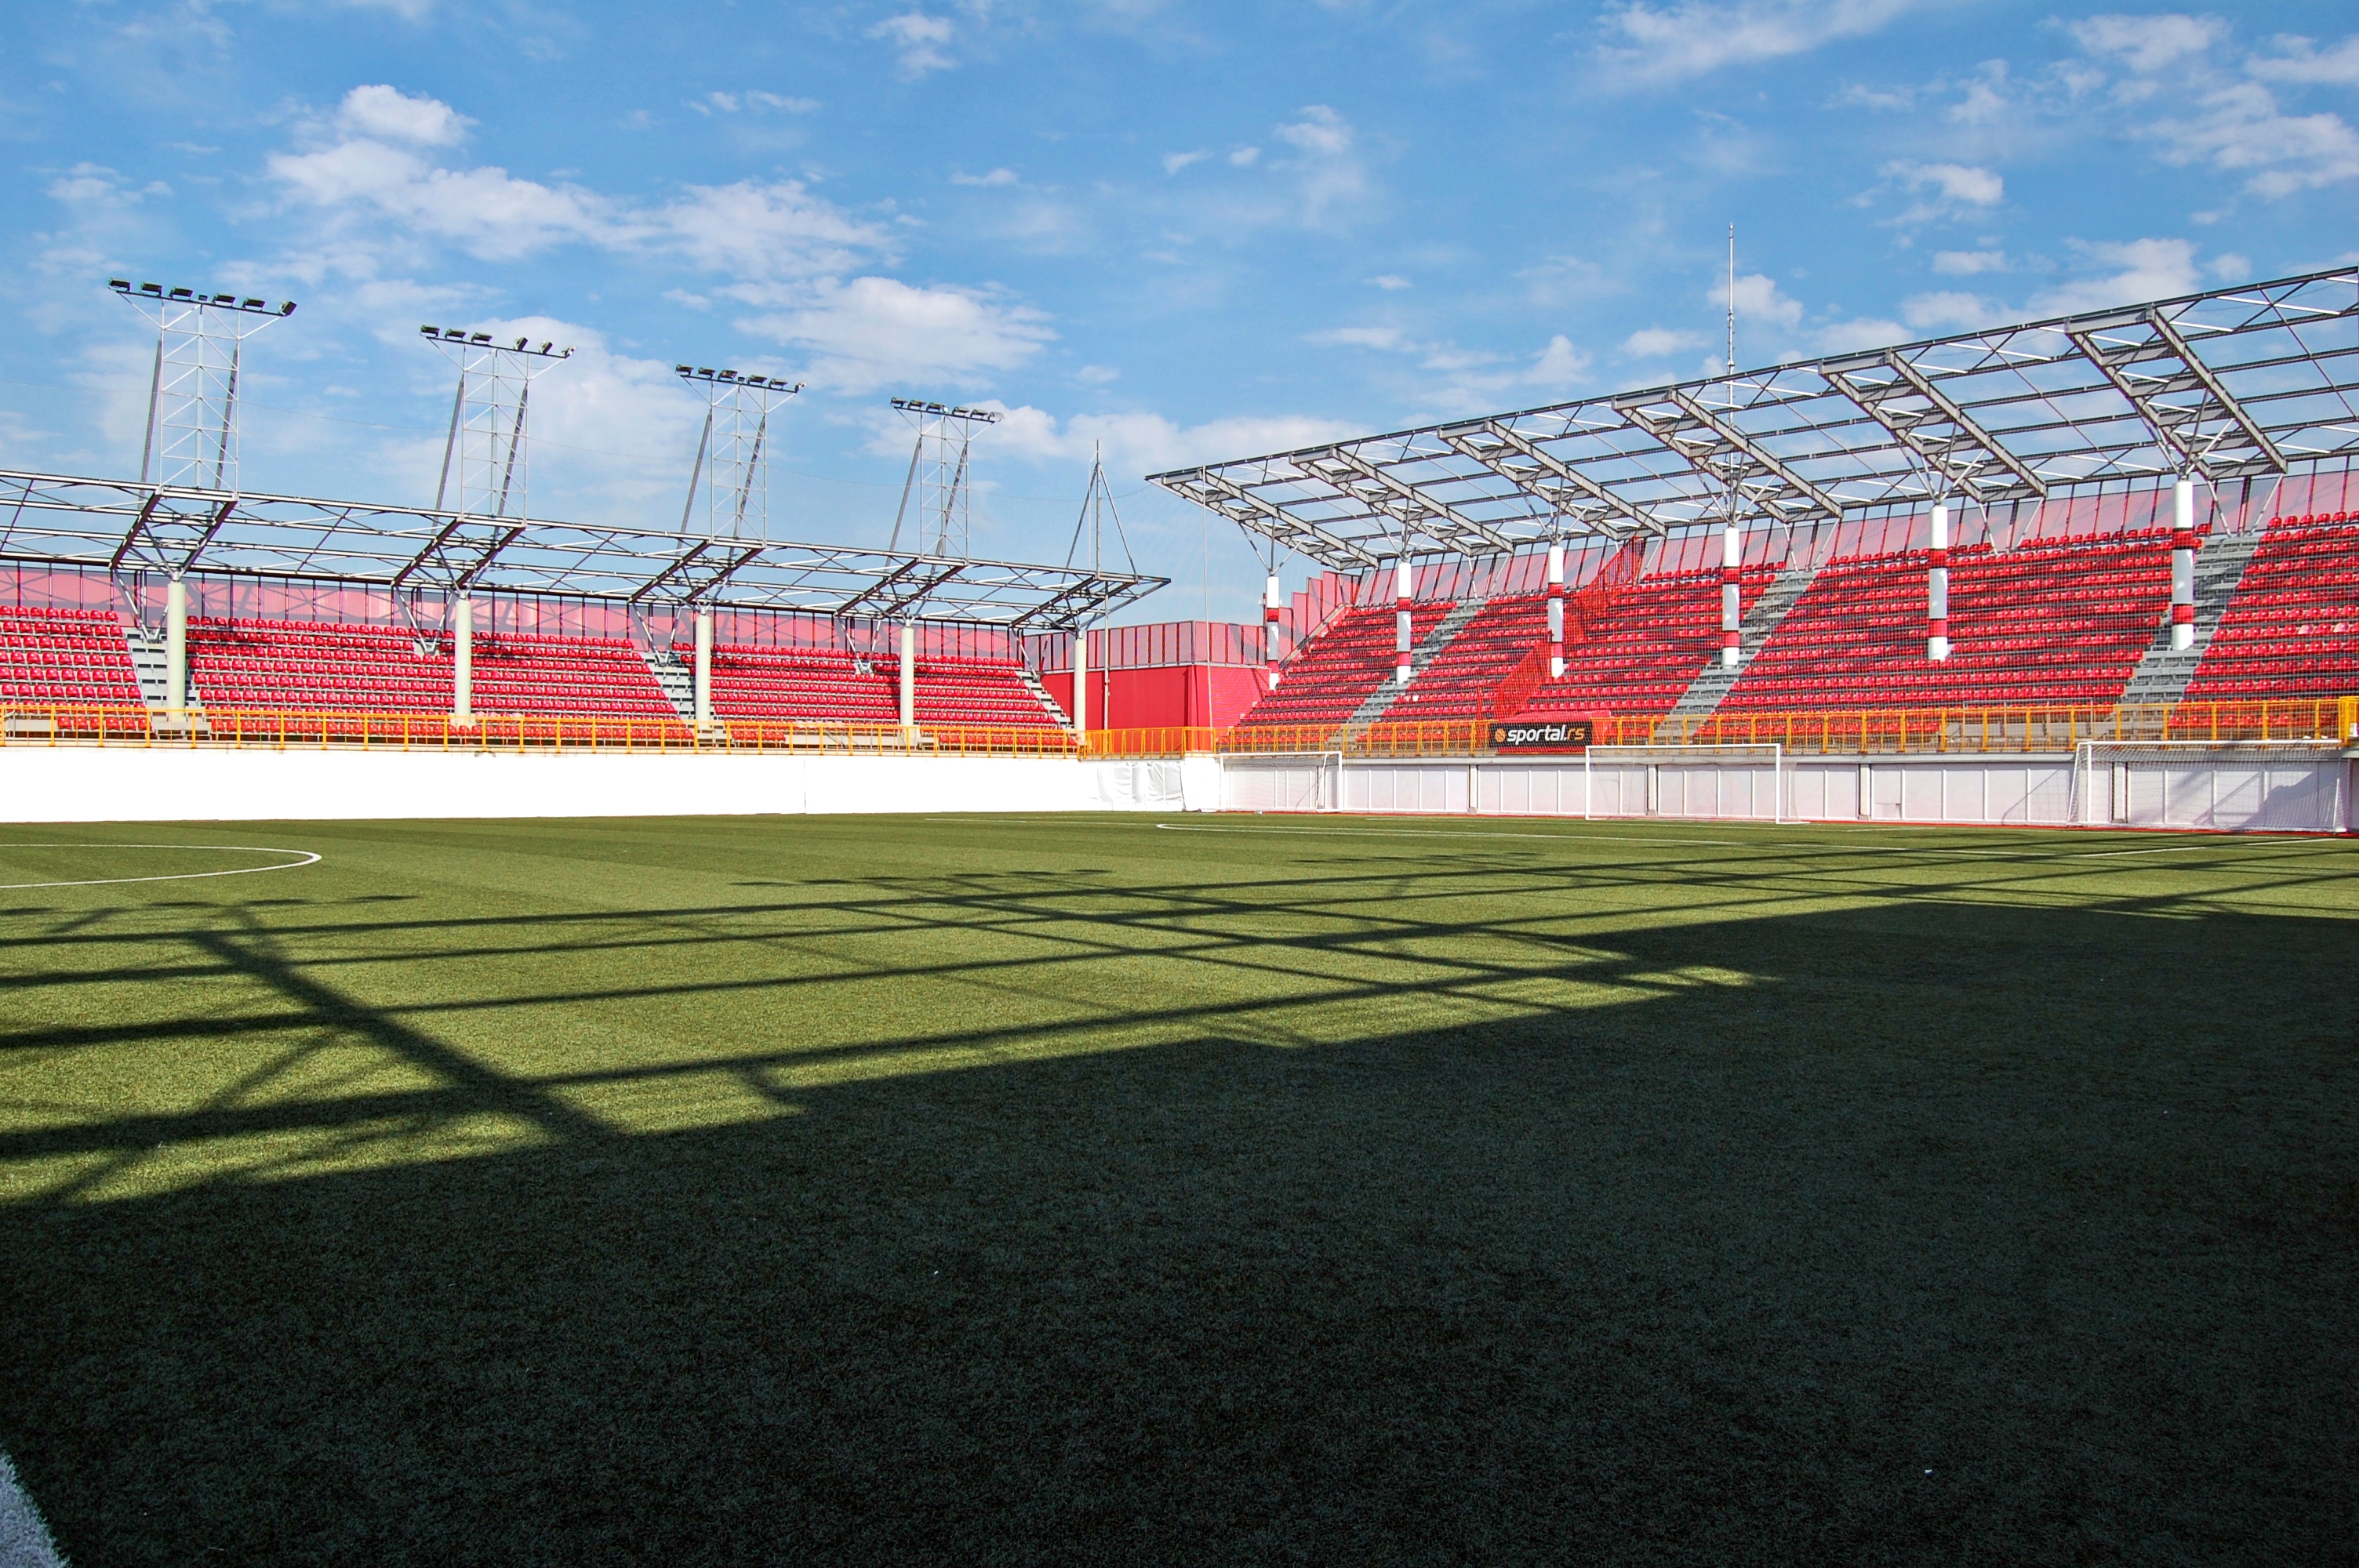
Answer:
xmin=1488 ymin=718 xmax=1594 ymax=752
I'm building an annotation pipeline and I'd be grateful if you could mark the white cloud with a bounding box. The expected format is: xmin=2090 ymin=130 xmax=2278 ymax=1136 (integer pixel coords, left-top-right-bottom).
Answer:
xmin=1305 ymin=325 xmax=1409 ymax=350
xmin=2150 ymin=82 xmax=2359 ymax=196
xmin=1365 ymin=274 xmax=1412 ymax=290
xmin=336 ymin=84 xmax=470 ymax=147
xmin=869 ymin=12 xmax=956 ymax=78
xmin=1816 ymin=318 xmax=1909 ymax=353
xmin=1623 ymin=327 xmax=1705 ymax=358
xmin=748 ymin=91 xmax=822 ymax=112
xmin=2068 ymin=13 xmax=2225 ymax=74
xmin=1076 ymin=365 xmax=1120 ymax=384
xmin=951 ymin=167 xmax=1020 ymax=187
xmin=1899 ymin=290 xmax=1999 ymax=331
xmin=1884 ymin=159 xmax=2003 ymax=206
xmin=2248 ymin=34 xmax=2359 ymax=85
xmin=1598 ymin=0 xmax=1917 ymax=85
xmin=739 ymin=276 xmax=1053 ymax=393
xmin=1527 ymin=335 xmax=1590 ymax=389
xmin=271 ymin=102 xmax=888 ymax=276
xmin=1161 ymin=150 xmax=1209 ymax=175
xmin=1274 ymin=104 xmax=1352 ymax=156
xmin=1933 ymin=249 xmax=2006 ymax=274
xmin=1268 ymin=107 xmax=1367 ymax=227
xmin=2030 ymin=238 xmax=2206 ymax=316
xmin=1227 ymin=147 xmax=1260 ymax=166
xmin=1714 ymin=271 xmax=1804 ymax=330
xmin=987 ymin=407 xmax=1365 ymax=477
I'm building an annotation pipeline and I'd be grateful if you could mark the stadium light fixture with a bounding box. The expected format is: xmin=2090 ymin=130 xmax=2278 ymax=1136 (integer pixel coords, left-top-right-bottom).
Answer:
xmin=111 ymin=278 xmax=296 ymax=317
xmin=419 ymin=325 xmax=573 ymax=359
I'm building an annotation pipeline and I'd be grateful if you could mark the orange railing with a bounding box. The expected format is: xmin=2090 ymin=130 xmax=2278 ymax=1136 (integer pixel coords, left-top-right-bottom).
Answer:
xmin=5 ymin=698 xmax=2350 ymax=760
xmin=0 ymin=705 xmax=1079 ymax=757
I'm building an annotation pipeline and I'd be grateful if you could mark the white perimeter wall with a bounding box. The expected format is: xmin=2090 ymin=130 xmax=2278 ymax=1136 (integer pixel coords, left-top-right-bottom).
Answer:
xmin=0 ymin=746 xmax=2346 ymax=833
xmin=0 ymin=748 xmax=1223 ymax=823
xmin=1223 ymin=753 xmax=2355 ymax=834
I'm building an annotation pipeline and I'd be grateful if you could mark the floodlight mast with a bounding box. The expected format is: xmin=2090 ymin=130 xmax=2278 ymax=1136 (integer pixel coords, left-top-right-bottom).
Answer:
xmin=420 ymin=326 xmax=573 ymax=523
xmin=888 ymin=397 xmax=1001 ymax=561
xmin=674 ymin=366 xmax=802 ymax=545
xmin=110 ymin=279 xmax=296 ymax=495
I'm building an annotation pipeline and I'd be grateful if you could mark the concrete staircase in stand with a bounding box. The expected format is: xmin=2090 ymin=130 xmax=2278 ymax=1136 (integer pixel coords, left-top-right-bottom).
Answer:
xmin=1657 ymin=561 xmax=1821 ymax=731
xmin=1342 ymin=597 xmax=1488 ymax=735
xmin=2115 ymin=527 xmax=2268 ymax=708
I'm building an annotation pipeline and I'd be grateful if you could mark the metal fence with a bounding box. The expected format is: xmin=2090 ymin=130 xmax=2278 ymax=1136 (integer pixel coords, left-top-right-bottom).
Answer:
xmin=3 ymin=698 xmax=2350 ymax=759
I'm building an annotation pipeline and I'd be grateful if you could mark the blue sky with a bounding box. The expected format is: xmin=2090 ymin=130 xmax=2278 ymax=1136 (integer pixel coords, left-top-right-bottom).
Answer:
xmin=4 ymin=0 xmax=2355 ymax=621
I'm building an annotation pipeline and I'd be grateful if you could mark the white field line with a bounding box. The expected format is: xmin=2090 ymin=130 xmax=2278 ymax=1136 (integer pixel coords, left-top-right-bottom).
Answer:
xmin=1152 ymin=824 xmax=1752 ymax=846
xmin=0 ymin=843 xmax=322 ymax=891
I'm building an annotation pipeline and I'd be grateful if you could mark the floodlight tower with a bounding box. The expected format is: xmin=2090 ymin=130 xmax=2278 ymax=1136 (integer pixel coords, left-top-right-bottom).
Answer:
xmin=676 ymin=366 xmax=802 ymax=542
xmin=885 ymin=397 xmax=1000 ymax=735
xmin=109 ymin=278 xmax=298 ymax=717
xmin=111 ymin=278 xmax=296 ymax=494
xmin=888 ymin=397 xmax=1001 ymax=559
xmin=418 ymin=325 xmax=574 ymax=721
xmin=674 ymin=365 xmax=802 ymax=728
xmin=1061 ymin=444 xmax=1139 ymax=742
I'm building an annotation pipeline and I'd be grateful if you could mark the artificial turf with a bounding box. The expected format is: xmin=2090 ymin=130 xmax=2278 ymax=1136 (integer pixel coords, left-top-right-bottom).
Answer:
xmin=0 ymin=813 xmax=2354 ymax=1565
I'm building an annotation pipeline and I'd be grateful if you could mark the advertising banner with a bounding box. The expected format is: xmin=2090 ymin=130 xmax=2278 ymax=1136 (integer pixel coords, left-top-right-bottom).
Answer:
xmin=1488 ymin=718 xmax=1594 ymax=753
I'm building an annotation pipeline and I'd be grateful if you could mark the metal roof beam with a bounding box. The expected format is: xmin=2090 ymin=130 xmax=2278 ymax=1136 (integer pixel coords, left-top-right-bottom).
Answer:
xmin=1824 ymin=354 xmax=2049 ymax=500
xmin=1435 ymin=421 xmax=1659 ymax=535
xmin=2065 ymin=309 xmax=2288 ymax=478
xmin=1312 ymin=447 xmax=1514 ymax=554
xmin=1659 ymin=389 xmax=1845 ymax=519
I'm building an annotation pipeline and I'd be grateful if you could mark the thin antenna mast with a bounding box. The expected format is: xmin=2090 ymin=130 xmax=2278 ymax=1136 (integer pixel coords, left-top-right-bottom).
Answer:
xmin=1725 ymin=222 xmax=1736 ymax=387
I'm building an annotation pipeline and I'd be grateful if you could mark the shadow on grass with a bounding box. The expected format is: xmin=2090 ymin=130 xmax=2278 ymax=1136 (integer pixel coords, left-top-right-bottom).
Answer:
xmin=0 ymin=869 xmax=2354 ymax=1564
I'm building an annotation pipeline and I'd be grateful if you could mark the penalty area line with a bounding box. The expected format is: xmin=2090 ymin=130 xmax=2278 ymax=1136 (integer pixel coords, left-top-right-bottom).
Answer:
xmin=0 ymin=843 xmax=322 ymax=891
xmin=1151 ymin=823 xmax=1751 ymax=847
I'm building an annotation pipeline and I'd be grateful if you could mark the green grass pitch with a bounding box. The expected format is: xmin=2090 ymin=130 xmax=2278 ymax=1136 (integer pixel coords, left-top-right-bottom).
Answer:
xmin=1 ymin=813 xmax=2354 ymax=1564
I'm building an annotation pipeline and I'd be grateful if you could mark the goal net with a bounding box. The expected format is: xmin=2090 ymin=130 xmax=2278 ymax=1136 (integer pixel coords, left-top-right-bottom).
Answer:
xmin=1581 ymin=742 xmax=1787 ymax=824
xmin=2074 ymin=739 xmax=2349 ymax=831
xmin=1219 ymin=750 xmax=1344 ymax=814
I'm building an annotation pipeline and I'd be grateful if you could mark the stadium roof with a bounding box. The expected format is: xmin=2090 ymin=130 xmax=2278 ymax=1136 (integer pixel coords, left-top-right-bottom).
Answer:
xmin=0 ymin=469 xmax=1167 ymax=630
xmin=1147 ymin=265 xmax=2359 ymax=571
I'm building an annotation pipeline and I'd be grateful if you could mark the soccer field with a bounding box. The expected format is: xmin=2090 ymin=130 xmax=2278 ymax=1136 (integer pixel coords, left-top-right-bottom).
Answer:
xmin=2 ymin=814 xmax=2354 ymax=1563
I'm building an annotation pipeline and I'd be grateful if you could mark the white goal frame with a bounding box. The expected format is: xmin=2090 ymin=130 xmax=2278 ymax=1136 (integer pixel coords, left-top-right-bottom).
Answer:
xmin=2074 ymin=738 xmax=2350 ymax=828
xmin=1581 ymin=742 xmax=1787 ymax=825
xmin=1219 ymin=750 xmax=1346 ymax=813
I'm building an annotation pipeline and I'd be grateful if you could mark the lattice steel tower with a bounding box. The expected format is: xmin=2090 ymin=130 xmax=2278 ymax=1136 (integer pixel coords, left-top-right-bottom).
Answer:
xmin=889 ymin=398 xmax=1001 ymax=557
xmin=111 ymin=278 xmax=296 ymax=493
xmin=421 ymin=325 xmax=573 ymax=520
xmin=676 ymin=366 xmax=801 ymax=539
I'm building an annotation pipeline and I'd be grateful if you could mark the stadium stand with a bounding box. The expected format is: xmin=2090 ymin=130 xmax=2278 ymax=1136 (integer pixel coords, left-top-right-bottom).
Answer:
xmin=188 ymin=619 xmax=452 ymax=712
xmin=1714 ymin=532 xmax=2173 ymax=711
xmin=1376 ymin=595 xmax=1546 ymax=720
xmin=0 ymin=605 xmax=145 ymax=706
xmin=2182 ymin=514 xmax=2359 ymax=701
xmin=471 ymin=632 xmax=677 ymax=718
xmin=1508 ymin=566 xmax=1776 ymax=718
xmin=911 ymin=655 xmax=1063 ymax=728
xmin=687 ymin=643 xmax=1064 ymax=728
xmin=1232 ymin=602 xmax=1453 ymax=728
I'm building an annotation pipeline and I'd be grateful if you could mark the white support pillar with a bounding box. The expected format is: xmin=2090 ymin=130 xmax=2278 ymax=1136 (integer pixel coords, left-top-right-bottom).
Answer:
xmin=2170 ymin=477 xmax=2197 ymax=652
xmin=163 ymin=576 xmax=187 ymax=711
xmin=1546 ymin=543 xmax=1567 ymax=679
xmin=1927 ymin=502 xmax=1951 ymax=662
xmin=1263 ymin=572 xmax=1284 ymax=691
xmin=1394 ymin=557 xmax=1414 ymax=687
xmin=1072 ymin=624 xmax=1089 ymax=742
xmin=899 ymin=621 xmax=917 ymax=732
xmin=453 ymin=592 xmax=474 ymax=722
xmin=693 ymin=606 xmax=713 ymax=725
xmin=1719 ymin=521 xmax=1743 ymax=668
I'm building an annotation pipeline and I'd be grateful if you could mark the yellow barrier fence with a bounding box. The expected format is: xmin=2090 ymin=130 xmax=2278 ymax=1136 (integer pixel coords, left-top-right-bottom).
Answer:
xmin=2 ymin=698 xmax=2349 ymax=759
xmin=0 ymin=705 xmax=1078 ymax=757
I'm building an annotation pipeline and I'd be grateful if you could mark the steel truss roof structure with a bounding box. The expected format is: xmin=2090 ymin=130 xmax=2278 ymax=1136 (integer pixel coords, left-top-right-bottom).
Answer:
xmin=1148 ymin=267 xmax=2359 ymax=570
xmin=0 ymin=470 xmax=1166 ymax=630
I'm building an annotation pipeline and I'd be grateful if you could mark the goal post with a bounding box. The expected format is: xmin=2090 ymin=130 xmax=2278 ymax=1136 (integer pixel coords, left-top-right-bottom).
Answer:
xmin=2075 ymin=738 xmax=2352 ymax=830
xmin=1217 ymin=750 xmax=1344 ymax=814
xmin=1580 ymin=742 xmax=1787 ymax=824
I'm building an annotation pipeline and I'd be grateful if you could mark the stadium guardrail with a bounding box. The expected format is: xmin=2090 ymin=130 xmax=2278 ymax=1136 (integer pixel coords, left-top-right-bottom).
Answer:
xmin=3 ymin=698 xmax=2350 ymax=759
xmin=0 ymin=705 xmax=1081 ymax=757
